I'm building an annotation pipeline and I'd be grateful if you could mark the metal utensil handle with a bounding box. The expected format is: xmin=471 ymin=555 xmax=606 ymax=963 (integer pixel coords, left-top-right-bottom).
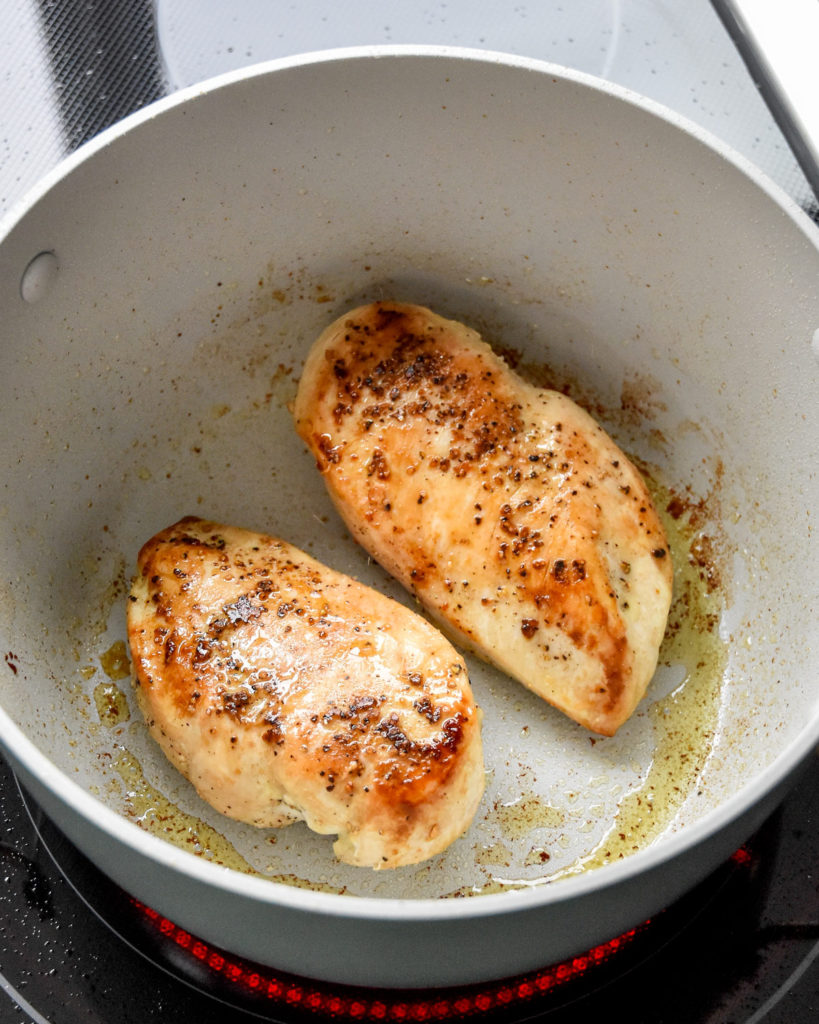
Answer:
xmin=712 ymin=0 xmax=819 ymax=206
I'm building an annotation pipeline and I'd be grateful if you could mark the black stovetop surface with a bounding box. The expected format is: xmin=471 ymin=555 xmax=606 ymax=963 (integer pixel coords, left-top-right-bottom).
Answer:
xmin=1 ymin=748 xmax=817 ymax=1024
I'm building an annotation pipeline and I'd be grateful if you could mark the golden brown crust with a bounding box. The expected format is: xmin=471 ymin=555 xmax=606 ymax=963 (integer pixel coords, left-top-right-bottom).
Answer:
xmin=127 ymin=516 xmax=484 ymax=867
xmin=294 ymin=302 xmax=673 ymax=735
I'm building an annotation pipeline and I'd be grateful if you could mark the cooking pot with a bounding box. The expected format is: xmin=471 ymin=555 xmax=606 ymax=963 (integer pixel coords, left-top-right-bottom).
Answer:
xmin=1 ymin=47 xmax=817 ymax=989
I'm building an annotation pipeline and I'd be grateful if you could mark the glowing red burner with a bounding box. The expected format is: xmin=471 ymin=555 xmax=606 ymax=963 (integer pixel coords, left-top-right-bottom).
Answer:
xmin=130 ymin=843 xmax=759 ymax=1020
xmin=132 ymin=898 xmax=648 ymax=1020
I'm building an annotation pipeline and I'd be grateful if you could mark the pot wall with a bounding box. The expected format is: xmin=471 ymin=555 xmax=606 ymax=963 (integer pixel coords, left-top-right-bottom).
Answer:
xmin=1 ymin=50 xmax=818 ymax=988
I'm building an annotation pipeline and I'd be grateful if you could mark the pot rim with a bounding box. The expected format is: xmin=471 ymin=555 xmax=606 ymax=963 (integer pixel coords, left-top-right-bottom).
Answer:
xmin=1 ymin=44 xmax=818 ymax=924
xmin=2 ymin=43 xmax=817 ymax=242
xmin=2 ymin=698 xmax=817 ymax=921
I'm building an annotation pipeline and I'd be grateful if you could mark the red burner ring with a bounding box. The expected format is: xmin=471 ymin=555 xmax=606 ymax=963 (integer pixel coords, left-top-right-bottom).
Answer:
xmin=134 ymin=897 xmax=655 ymax=1015
xmin=128 ymin=845 xmax=758 ymax=1020
xmin=133 ymin=895 xmax=649 ymax=1020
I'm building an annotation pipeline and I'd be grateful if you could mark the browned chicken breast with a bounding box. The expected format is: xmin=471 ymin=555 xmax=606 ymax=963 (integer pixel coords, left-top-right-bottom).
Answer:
xmin=294 ymin=302 xmax=673 ymax=736
xmin=127 ymin=516 xmax=484 ymax=868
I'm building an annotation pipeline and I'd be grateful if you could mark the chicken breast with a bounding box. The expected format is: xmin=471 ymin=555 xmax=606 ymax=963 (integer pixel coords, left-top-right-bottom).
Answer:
xmin=294 ymin=302 xmax=673 ymax=736
xmin=127 ymin=516 xmax=484 ymax=868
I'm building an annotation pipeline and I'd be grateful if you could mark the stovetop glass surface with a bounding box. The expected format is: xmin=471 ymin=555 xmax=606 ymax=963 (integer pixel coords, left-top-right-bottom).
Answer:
xmin=1 ymin=749 xmax=817 ymax=1023
xmin=1 ymin=2 xmax=817 ymax=1021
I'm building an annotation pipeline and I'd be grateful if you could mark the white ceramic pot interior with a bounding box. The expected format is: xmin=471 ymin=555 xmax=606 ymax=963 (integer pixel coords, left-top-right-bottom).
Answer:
xmin=0 ymin=48 xmax=818 ymax=978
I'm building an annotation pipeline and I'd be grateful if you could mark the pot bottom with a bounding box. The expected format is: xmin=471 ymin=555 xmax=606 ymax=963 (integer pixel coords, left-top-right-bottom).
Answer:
xmin=15 ymin=762 xmax=811 ymax=1022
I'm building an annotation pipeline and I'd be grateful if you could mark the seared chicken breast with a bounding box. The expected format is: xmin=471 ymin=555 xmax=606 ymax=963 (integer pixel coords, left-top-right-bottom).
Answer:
xmin=294 ymin=302 xmax=673 ymax=736
xmin=127 ymin=516 xmax=484 ymax=868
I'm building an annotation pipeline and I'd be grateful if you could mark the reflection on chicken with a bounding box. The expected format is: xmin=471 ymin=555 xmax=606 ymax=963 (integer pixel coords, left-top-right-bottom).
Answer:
xmin=294 ymin=302 xmax=673 ymax=736
xmin=127 ymin=517 xmax=484 ymax=868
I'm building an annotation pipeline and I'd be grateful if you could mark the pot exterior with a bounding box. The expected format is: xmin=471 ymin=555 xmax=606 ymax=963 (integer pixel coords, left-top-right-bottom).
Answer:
xmin=1 ymin=50 xmax=818 ymax=989
xmin=9 ymin=749 xmax=808 ymax=988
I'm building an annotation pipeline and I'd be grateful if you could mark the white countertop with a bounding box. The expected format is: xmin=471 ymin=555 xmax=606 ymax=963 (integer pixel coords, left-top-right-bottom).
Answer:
xmin=1 ymin=0 xmax=815 ymax=219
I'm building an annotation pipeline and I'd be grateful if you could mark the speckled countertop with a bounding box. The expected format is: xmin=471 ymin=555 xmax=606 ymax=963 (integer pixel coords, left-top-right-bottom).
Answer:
xmin=1 ymin=0 xmax=815 ymax=220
